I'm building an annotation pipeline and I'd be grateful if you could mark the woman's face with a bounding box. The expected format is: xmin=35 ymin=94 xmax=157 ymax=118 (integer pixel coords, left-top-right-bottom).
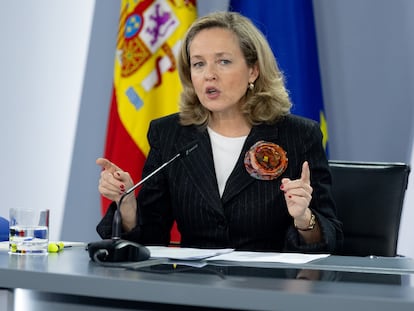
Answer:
xmin=188 ymin=27 xmax=258 ymax=117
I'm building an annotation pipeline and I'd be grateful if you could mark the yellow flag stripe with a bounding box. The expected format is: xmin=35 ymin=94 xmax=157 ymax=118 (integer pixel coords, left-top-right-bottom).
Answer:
xmin=115 ymin=0 xmax=197 ymax=156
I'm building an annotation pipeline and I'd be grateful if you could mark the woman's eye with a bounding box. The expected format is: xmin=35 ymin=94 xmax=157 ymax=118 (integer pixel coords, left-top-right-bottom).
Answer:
xmin=192 ymin=62 xmax=204 ymax=68
xmin=220 ymin=59 xmax=231 ymax=65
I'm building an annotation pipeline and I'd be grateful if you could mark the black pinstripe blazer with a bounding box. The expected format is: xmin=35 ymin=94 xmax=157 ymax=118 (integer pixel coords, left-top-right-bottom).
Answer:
xmin=97 ymin=113 xmax=343 ymax=253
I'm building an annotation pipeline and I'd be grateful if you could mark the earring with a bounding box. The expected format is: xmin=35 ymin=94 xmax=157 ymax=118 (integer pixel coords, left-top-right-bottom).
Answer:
xmin=248 ymin=82 xmax=254 ymax=91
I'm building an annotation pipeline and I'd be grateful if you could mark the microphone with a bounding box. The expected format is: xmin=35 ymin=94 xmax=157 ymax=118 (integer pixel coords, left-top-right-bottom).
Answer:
xmin=87 ymin=142 xmax=199 ymax=263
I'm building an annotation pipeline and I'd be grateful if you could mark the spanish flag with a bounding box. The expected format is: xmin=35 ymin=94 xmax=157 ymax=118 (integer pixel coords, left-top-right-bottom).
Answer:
xmin=102 ymin=0 xmax=197 ymax=233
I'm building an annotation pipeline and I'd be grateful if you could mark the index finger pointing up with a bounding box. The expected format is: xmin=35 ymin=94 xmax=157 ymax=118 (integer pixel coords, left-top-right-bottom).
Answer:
xmin=301 ymin=161 xmax=311 ymax=184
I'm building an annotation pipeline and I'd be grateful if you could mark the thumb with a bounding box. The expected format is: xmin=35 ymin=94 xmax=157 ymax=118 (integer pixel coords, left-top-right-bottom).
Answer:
xmin=300 ymin=161 xmax=311 ymax=184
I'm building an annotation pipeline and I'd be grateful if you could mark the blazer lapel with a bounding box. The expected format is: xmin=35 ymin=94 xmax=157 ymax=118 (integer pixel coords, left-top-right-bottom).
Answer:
xmin=177 ymin=128 xmax=224 ymax=215
xmin=221 ymin=124 xmax=280 ymax=204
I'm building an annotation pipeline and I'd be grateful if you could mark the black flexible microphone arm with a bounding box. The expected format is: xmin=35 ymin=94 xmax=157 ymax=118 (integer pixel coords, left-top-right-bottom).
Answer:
xmin=111 ymin=142 xmax=199 ymax=240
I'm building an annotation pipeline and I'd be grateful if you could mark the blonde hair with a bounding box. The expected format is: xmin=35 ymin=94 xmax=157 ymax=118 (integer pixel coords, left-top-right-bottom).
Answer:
xmin=178 ymin=11 xmax=292 ymax=127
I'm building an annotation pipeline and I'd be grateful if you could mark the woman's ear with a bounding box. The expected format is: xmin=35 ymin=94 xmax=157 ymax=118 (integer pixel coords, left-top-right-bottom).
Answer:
xmin=249 ymin=62 xmax=259 ymax=83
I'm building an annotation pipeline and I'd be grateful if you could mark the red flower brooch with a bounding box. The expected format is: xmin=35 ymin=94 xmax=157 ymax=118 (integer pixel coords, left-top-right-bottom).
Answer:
xmin=244 ymin=141 xmax=288 ymax=180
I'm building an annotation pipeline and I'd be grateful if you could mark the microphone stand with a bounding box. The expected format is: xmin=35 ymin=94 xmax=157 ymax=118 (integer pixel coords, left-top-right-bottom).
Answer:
xmin=111 ymin=153 xmax=181 ymax=240
xmin=88 ymin=142 xmax=198 ymax=263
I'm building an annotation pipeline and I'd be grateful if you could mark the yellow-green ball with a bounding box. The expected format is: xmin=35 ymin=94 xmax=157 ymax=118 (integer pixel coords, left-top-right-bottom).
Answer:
xmin=48 ymin=243 xmax=59 ymax=253
xmin=57 ymin=242 xmax=64 ymax=250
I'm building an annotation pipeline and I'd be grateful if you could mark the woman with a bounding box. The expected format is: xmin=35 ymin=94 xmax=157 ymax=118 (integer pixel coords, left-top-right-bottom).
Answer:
xmin=96 ymin=11 xmax=343 ymax=253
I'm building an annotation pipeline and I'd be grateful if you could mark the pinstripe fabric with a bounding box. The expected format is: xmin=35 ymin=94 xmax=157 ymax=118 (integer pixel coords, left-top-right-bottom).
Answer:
xmin=97 ymin=113 xmax=343 ymax=253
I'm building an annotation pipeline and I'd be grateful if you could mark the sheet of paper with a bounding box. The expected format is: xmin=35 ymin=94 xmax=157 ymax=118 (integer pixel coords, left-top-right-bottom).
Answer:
xmin=147 ymin=246 xmax=234 ymax=261
xmin=206 ymin=251 xmax=330 ymax=264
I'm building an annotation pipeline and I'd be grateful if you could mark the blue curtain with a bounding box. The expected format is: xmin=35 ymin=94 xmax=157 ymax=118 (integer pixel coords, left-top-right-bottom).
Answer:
xmin=229 ymin=0 xmax=328 ymax=152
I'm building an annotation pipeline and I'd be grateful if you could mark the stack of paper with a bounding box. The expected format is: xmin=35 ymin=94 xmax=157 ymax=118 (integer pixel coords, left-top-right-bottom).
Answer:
xmin=147 ymin=246 xmax=329 ymax=264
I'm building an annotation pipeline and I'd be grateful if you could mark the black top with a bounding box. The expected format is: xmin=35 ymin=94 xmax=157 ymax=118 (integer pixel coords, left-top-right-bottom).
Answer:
xmin=97 ymin=113 xmax=343 ymax=253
